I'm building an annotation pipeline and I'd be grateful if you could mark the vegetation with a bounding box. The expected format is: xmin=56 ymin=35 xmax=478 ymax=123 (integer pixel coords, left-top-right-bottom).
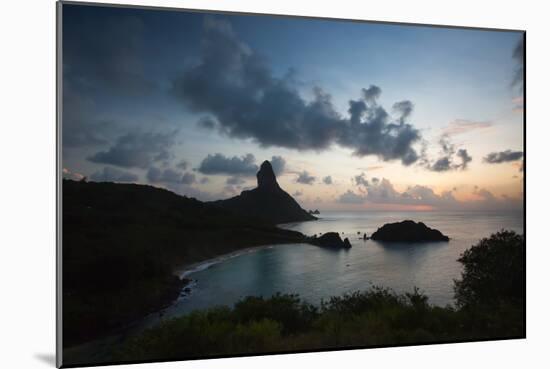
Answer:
xmin=62 ymin=179 xmax=309 ymax=347
xmin=114 ymin=230 xmax=525 ymax=362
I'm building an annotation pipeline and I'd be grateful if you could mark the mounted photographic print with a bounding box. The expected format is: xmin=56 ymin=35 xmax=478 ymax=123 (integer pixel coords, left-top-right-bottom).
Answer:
xmin=57 ymin=1 xmax=525 ymax=367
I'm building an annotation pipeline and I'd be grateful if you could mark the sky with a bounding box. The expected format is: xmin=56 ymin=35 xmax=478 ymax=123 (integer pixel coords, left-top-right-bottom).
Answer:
xmin=61 ymin=4 xmax=524 ymax=212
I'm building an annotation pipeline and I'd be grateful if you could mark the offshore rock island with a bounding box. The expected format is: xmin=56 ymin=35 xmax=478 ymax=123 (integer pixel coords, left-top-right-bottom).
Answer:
xmin=371 ymin=220 xmax=450 ymax=242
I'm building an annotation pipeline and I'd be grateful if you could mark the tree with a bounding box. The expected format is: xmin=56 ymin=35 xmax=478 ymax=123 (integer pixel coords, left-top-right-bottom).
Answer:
xmin=454 ymin=230 xmax=525 ymax=309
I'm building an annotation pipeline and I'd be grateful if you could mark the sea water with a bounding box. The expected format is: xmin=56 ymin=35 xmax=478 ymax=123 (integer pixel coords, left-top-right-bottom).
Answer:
xmin=138 ymin=210 xmax=523 ymax=330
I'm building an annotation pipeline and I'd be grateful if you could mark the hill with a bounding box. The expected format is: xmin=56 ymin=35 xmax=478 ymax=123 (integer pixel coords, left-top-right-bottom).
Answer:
xmin=210 ymin=161 xmax=316 ymax=224
xmin=62 ymin=179 xmax=309 ymax=347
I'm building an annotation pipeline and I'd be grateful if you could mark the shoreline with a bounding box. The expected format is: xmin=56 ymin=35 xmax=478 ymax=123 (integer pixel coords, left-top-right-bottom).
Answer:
xmin=174 ymin=243 xmax=294 ymax=279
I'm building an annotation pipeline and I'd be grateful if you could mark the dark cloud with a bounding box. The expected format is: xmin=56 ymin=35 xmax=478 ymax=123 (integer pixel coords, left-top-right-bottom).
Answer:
xmin=90 ymin=166 xmax=138 ymax=183
xmin=431 ymin=157 xmax=452 ymax=172
xmin=172 ymin=17 xmax=421 ymax=165
xmin=62 ymin=83 xmax=116 ymax=148
xmin=362 ymin=85 xmax=382 ymax=102
xmin=147 ymin=167 xmax=193 ymax=184
xmin=296 ymin=170 xmax=316 ymax=185
xmin=512 ymin=37 xmax=524 ymax=90
xmin=88 ymin=131 xmax=176 ymax=168
xmin=197 ymin=116 xmax=217 ymax=130
xmin=197 ymin=153 xmax=258 ymax=176
xmin=484 ymin=150 xmax=524 ymax=164
xmin=456 ymin=149 xmax=472 ymax=170
xmin=353 ymin=172 xmax=369 ymax=188
xmin=393 ymin=100 xmax=414 ymax=123
xmin=426 ymin=136 xmax=472 ymax=172
xmin=181 ymin=172 xmax=197 ymax=185
xmin=147 ymin=166 xmax=196 ymax=185
xmin=323 ymin=176 xmax=333 ymax=185
xmin=270 ymin=156 xmax=286 ymax=176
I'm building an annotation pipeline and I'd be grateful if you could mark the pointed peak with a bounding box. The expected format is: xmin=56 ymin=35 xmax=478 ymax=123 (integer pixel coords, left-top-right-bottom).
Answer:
xmin=257 ymin=160 xmax=279 ymax=190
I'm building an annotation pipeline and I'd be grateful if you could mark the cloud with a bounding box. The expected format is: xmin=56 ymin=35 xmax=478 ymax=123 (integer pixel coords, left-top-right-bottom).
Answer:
xmin=431 ymin=157 xmax=452 ymax=172
xmin=197 ymin=153 xmax=258 ymax=176
xmin=62 ymin=83 xmax=116 ymax=148
xmin=270 ymin=156 xmax=286 ymax=176
xmin=442 ymin=119 xmax=492 ymax=136
xmin=176 ymin=160 xmax=189 ymax=170
xmin=147 ymin=166 xmax=196 ymax=185
xmin=483 ymin=150 xmax=523 ymax=164
xmin=338 ymin=190 xmax=367 ymax=204
xmin=62 ymin=168 xmax=85 ymax=181
xmin=337 ymin=176 xmax=520 ymax=211
xmin=88 ymin=131 xmax=176 ymax=168
xmin=456 ymin=149 xmax=472 ymax=170
xmin=362 ymin=85 xmax=382 ymax=102
xmin=181 ymin=172 xmax=197 ymax=185
xmin=63 ymin=10 xmax=154 ymax=96
xmin=323 ymin=175 xmax=333 ymax=185
xmin=223 ymin=185 xmax=240 ymax=196
xmin=425 ymin=136 xmax=472 ymax=172
xmin=393 ymin=100 xmax=414 ymax=123
xmin=197 ymin=116 xmax=217 ymax=129
xmin=296 ymin=170 xmax=316 ymax=185
xmin=172 ymin=17 xmax=421 ymax=165
xmin=512 ymin=37 xmax=524 ymax=90
xmin=147 ymin=167 xmax=178 ymax=183
xmin=226 ymin=176 xmax=246 ymax=186
xmin=472 ymin=187 xmax=496 ymax=202
xmin=90 ymin=166 xmax=138 ymax=183
xmin=353 ymin=172 xmax=369 ymax=188
xmin=512 ymin=97 xmax=524 ymax=113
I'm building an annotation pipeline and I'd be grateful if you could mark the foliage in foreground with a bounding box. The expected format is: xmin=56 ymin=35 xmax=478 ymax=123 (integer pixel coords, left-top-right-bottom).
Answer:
xmin=116 ymin=230 xmax=525 ymax=362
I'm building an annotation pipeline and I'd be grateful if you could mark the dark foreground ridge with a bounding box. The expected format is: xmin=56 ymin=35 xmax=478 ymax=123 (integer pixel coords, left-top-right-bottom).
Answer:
xmin=371 ymin=220 xmax=450 ymax=242
xmin=62 ymin=178 xmax=310 ymax=348
xmin=210 ymin=160 xmax=317 ymax=224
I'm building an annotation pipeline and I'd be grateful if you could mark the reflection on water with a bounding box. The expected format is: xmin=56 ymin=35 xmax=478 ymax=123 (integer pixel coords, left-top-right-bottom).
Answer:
xmin=138 ymin=210 xmax=523 ymax=331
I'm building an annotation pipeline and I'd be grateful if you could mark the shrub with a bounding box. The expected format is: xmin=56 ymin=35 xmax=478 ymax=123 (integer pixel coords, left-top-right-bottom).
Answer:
xmin=454 ymin=230 xmax=525 ymax=309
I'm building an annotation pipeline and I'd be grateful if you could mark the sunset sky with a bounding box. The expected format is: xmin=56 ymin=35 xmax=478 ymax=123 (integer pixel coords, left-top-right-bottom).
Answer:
xmin=62 ymin=4 xmax=524 ymax=212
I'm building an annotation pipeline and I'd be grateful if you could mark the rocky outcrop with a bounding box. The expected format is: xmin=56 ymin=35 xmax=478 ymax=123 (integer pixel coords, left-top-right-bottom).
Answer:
xmin=210 ymin=160 xmax=317 ymax=224
xmin=310 ymin=232 xmax=352 ymax=249
xmin=371 ymin=220 xmax=449 ymax=242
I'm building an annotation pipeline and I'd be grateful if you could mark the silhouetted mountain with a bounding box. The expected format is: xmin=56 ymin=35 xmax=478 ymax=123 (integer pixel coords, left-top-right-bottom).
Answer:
xmin=371 ymin=220 xmax=449 ymax=242
xmin=211 ymin=160 xmax=317 ymax=224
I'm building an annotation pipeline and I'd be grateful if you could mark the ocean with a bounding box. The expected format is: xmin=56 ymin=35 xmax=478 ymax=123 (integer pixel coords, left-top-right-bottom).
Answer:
xmin=137 ymin=210 xmax=523 ymax=330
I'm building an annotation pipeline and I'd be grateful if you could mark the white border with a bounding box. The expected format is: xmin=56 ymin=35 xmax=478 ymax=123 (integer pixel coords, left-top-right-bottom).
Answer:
xmin=1 ymin=1 xmax=548 ymax=368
